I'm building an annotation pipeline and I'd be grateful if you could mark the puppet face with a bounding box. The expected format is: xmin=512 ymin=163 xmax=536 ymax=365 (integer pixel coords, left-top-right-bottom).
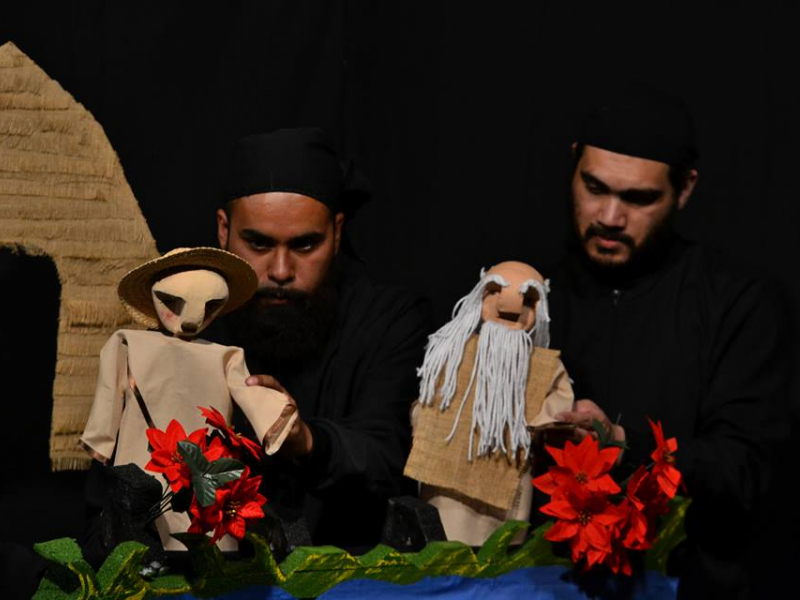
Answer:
xmin=481 ymin=262 xmax=544 ymax=331
xmin=151 ymin=269 xmax=229 ymax=338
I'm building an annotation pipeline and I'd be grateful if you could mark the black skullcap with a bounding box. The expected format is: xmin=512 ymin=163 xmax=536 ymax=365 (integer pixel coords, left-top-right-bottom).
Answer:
xmin=578 ymin=83 xmax=698 ymax=168
xmin=224 ymin=128 xmax=370 ymax=215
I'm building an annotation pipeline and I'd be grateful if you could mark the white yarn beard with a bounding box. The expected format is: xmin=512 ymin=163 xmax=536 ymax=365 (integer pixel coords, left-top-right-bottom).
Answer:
xmin=416 ymin=270 xmax=551 ymax=461
xmin=417 ymin=273 xmax=503 ymax=411
xmin=447 ymin=320 xmax=534 ymax=461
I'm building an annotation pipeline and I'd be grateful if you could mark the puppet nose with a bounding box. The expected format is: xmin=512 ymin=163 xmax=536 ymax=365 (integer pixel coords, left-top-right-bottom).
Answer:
xmin=181 ymin=321 xmax=199 ymax=334
xmin=496 ymin=289 xmax=523 ymax=318
xmin=180 ymin=301 xmax=206 ymax=334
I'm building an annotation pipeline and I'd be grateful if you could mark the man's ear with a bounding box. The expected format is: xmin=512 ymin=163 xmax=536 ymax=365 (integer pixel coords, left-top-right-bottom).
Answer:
xmin=217 ymin=208 xmax=230 ymax=249
xmin=677 ymin=169 xmax=699 ymax=210
xmin=333 ymin=212 xmax=345 ymax=254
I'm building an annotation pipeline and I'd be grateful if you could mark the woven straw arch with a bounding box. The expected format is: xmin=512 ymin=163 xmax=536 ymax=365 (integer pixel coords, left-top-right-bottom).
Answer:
xmin=0 ymin=42 xmax=159 ymax=471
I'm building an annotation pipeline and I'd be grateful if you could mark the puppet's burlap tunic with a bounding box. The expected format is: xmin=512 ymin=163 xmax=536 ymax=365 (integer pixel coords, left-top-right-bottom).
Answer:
xmin=80 ymin=329 xmax=296 ymax=551
xmin=405 ymin=334 xmax=573 ymax=546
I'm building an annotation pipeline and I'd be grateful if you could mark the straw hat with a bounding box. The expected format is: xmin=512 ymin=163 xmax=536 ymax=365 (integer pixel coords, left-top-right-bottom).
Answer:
xmin=118 ymin=247 xmax=258 ymax=329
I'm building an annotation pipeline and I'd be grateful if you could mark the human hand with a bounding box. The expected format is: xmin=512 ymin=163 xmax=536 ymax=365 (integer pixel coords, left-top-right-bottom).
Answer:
xmin=555 ymin=399 xmax=625 ymax=445
xmin=246 ymin=374 xmax=314 ymax=458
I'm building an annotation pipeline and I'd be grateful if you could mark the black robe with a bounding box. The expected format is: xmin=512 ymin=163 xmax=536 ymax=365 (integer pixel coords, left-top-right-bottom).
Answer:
xmin=212 ymin=267 xmax=432 ymax=551
xmin=548 ymin=236 xmax=789 ymax=598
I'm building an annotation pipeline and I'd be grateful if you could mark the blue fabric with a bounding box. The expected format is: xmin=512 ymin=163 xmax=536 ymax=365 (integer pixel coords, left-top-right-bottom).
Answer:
xmin=163 ymin=567 xmax=678 ymax=600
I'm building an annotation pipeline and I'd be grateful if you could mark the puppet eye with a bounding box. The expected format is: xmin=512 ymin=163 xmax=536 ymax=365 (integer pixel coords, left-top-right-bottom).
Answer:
xmin=154 ymin=291 xmax=185 ymax=315
xmin=522 ymin=289 xmax=539 ymax=307
xmin=485 ymin=282 xmax=503 ymax=295
xmin=204 ymin=298 xmax=226 ymax=321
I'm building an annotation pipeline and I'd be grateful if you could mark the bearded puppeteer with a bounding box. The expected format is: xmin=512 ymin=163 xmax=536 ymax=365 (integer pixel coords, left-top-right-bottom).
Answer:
xmin=79 ymin=247 xmax=298 ymax=551
xmin=405 ymin=261 xmax=574 ymax=546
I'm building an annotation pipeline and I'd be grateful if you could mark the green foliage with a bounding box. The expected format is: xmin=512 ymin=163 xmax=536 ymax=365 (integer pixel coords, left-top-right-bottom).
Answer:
xmin=34 ymin=514 xmax=680 ymax=600
xmin=645 ymin=496 xmax=691 ymax=573
xmin=32 ymin=539 xmax=99 ymax=600
xmin=592 ymin=418 xmax=629 ymax=450
xmin=177 ymin=440 xmax=244 ymax=507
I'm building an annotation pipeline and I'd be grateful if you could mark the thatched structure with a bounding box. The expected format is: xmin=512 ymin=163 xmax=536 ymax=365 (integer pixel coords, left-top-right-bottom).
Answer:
xmin=0 ymin=42 xmax=158 ymax=470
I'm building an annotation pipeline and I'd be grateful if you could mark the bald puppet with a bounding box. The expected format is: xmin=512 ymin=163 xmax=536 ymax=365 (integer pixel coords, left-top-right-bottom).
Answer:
xmin=405 ymin=262 xmax=574 ymax=546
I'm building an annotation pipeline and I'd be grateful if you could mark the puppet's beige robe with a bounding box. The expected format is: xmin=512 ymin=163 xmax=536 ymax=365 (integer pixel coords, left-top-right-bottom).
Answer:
xmin=405 ymin=335 xmax=574 ymax=546
xmin=80 ymin=329 xmax=296 ymax=551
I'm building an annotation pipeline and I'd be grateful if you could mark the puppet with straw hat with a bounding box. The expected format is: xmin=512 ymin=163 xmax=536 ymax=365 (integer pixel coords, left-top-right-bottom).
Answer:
xmin=80 ymin=247 xmax=297 ymax=552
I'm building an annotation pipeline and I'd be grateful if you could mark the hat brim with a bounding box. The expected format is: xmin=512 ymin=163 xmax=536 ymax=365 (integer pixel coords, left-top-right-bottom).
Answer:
xmin=118 ymin=247 xmax=258 ymax=329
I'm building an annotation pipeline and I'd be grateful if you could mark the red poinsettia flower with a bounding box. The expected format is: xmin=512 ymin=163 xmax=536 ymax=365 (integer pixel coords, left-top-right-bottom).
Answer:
xmin=200 ymin=405 xmax=264 ymax=460
xmin=541 ymin=482 xmax=627 ymax=569
xmin=188 ymin=467 xmax=267 ymax=542
xmin=532 ymin=436 xmax=621 ymax=498
xmin=626 ymin=465 xmax=670 ymax=519
xmin=145 ymin=420 xmax=208 ymax=492
xmin=605 ymin=532 xmax=634 ymax=576
xmin=617 ymin=496 xmax=650 ymax=552
xmin=205 ymin=435 xmax=233 ymax=461
xmin=616 ymin=465 xmax=673 ymax=557
xmin=648 ymin=419 xmax=682 ymax=498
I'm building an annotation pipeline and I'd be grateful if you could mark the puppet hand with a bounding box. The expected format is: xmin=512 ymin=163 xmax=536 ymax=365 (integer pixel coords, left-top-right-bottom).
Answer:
xmin=246 ymin=375 xmax=314 ymax=458
xmin=555 ymin=399 xmax=625 ymax=445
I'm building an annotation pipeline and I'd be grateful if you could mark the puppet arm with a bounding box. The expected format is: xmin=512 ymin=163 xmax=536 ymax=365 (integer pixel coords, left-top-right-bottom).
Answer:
xmin=79 ymin=332 xmax=129 ymax=464
xmin=225 ymin=347 xmax=297 ymax=454
xmin=529 ymin=358 xmax=574 ymax=427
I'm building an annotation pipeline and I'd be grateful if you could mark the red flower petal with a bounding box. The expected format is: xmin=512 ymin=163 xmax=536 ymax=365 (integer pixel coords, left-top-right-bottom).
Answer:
xmin=546 ymin=520 xmax=579 ymax=542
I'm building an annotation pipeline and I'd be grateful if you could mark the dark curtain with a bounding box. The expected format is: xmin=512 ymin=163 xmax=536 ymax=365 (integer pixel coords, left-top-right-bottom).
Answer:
xmin=1 ymin=0 xmax=797 ymax=565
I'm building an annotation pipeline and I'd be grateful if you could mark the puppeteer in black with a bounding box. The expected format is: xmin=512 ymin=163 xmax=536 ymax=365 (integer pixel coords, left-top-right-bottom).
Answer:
xmin=548 ymin=234 xmax=789 ymax=596
xmin=213 ymin=263 xmax=431 ymax=551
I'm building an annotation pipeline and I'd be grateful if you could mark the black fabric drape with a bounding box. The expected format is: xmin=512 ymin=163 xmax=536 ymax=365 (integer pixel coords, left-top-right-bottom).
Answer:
xmin=1 ymin=0 xmax=798 ymax=576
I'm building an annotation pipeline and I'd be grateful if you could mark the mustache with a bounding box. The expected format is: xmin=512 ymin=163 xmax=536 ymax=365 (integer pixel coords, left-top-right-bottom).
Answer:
xmin=252 ymin=286 xmax=311 ymax=303
xmin=584 ymin=223 xmax=635 ymax=248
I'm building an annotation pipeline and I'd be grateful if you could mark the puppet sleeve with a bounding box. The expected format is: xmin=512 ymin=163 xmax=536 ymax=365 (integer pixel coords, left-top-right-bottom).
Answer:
xmin=528 ymin=358 xmax=574 ymax=427
xmin=225 ymin=347 xmax=297 ymax=454
xmin=79 ymin=332 xmax=128 ymax=464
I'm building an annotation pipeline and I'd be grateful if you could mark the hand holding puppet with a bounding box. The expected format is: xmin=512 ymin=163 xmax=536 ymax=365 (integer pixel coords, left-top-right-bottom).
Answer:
xmin=404 ymin=261 xmax=574 ymax=546
xmin=79 ymin=247 xmax=297 ymax=550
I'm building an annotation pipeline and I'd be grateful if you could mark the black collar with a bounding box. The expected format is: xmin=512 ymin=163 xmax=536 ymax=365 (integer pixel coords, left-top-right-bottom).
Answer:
xmin=561 ymin=234 xmax=688 ymax=301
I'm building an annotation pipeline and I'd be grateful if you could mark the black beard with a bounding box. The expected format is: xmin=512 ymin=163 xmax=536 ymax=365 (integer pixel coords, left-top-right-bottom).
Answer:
xmin=225 ymin=272 xmax=339 ymax=374
xmin=569 ymin=194 xmax=677 ymax=282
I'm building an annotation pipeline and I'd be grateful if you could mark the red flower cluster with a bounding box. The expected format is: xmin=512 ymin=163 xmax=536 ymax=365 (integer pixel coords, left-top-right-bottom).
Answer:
xmin=145 ymin=420 xmax=226 ymax=493
xmin=145 ymin=406 xmax=267 ymax=543
xmin=200 ymin=405 xmax=265 ymax=460
xmin=532 ymin=420 xmax=682 ymax=575
xmin=188 ymin=466 xmax=267 ymax=542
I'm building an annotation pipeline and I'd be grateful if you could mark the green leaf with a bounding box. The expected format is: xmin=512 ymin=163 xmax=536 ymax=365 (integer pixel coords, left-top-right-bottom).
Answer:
xmin=207 ymin=457 xmax=244 ymax=475
xmin=204 ymin=470 xmax=244 ymax=494
xmin=95 ymin=540 xmax=149 ymax=594
xmin=33 ymin=539 xmax=84 ymax=565
xmin=178 ymin=440 xmax=210 ymax=475
xmin=179 ymin=440 xmax=245 ymax=507
xmin=645 ymin=496 xmax=691 ymax=573
xmin=592 ymin=418 xmax=609 ymax=445
xmin=605 ymin=440 xmax=630 ymax=450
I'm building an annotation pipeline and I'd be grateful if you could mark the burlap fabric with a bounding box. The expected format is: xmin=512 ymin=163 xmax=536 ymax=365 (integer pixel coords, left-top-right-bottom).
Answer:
xmin=405 ymin=334 xmax=563 ymax=512
xmin=0 ymin=42 xmax=158 ymax=470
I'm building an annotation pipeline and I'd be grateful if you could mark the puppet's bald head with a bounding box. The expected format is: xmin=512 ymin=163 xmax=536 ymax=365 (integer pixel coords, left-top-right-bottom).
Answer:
xmin=482 ymin=261 xmax=545 ymax=332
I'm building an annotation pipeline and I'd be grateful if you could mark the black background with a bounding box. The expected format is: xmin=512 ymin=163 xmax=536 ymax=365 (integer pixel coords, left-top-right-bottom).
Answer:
xmin=1 ymin=0 xmax=798 ymax=552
